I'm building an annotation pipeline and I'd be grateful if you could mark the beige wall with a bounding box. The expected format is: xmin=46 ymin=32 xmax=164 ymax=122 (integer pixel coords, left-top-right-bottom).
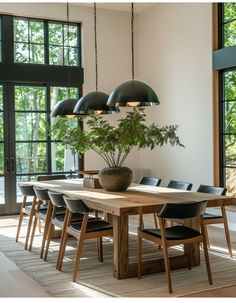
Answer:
xmin=0 ymin=3 xmax=214 ymax=186
xmin=136 ymin=3 xmax=213 ymax=188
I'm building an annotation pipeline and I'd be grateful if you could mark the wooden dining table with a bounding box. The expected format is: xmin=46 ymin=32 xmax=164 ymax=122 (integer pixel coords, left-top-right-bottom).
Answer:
xmin=23 ymin=178 xmax=236 ymax=279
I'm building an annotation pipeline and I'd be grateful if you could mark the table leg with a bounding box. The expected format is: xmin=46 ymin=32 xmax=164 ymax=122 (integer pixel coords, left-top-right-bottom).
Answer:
xmin=112 ymin=215 xmax=129 ymax=279
xmin=184 ymin=217 xmax=200 ymax=265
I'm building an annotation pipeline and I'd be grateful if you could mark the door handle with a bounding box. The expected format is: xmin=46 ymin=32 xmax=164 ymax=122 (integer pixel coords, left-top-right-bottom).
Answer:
xmin=11 ymin=157 xmax=16 ymax=174
xmin=5 ymin=157 xmax=10 ymax=174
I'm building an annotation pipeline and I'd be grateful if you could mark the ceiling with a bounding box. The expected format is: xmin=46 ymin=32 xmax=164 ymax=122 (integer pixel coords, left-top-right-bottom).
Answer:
xmin=73 ymin=2 xmax=156 ymax=13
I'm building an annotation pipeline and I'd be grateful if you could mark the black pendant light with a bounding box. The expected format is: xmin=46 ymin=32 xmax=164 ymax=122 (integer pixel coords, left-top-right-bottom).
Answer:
xmin=73 ymin=3 xmax=119 ymax=115
xmin=51 ymin=3 xmax=77 ymax=118
xmin=107 ymin=3 xmax=160 ymax=108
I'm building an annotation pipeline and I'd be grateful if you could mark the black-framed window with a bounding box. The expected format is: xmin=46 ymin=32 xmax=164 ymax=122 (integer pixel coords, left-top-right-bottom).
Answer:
xmin=0 ymin=13 xmax=84 ymax=183
xmin=216 ymin=3 xmax=236 ymax=195
xmin=12 ymin=16 xmax=81 ymax=66
xmin=0 ymin=17 xmax=2 ymax=62
xmin=223 ymin=2 xmax=236 ymax=48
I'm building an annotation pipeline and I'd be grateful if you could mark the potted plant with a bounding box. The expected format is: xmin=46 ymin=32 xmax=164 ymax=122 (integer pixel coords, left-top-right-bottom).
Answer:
xmin=52 ymin=108 xmax=183 ymax=191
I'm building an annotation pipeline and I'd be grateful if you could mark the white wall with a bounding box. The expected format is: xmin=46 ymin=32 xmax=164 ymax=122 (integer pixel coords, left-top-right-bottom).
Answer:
xmin=0 ymin=3 xmax=214 ymax=186
xmin=136 ymin=3 xmax=213 ymax=188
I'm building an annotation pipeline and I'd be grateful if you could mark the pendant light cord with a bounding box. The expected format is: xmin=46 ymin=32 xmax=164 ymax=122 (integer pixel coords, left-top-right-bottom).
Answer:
xmin=94 ymin=3 xmax=98 ymax=91
xmin=131 ymin=2 xmax=134 ymax=80
xmin=66 ymin=2 xmax=71 ymax=98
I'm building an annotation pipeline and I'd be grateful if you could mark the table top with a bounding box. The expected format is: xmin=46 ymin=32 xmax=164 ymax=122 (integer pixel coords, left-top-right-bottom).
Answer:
xmin=21 ymin=178 xmax=236 ymax=216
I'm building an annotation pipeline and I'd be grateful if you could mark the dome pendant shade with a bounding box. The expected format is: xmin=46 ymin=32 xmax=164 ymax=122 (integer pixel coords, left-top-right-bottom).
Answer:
xmin=50 ymin=98 xmax=77 ymax=118
xmin=107 ymin=80 xmax=160 ymax=107
xmin=73 ymin=91 xmax=120 ymax=115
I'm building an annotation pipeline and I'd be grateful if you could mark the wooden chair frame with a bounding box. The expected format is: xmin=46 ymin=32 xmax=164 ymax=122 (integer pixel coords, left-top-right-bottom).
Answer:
xmin=57 ymin=210 xmax=113 ymax=282
xmin=137 ymin=214 xmax=212 ymax=293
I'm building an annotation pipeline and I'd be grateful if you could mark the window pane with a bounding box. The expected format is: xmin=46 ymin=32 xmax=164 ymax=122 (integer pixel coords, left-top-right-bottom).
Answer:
xmin=51 ymin=142 xmax=71 ymax=172
xmin=30 ymin=44 xmax=44 ymax=64
xmin=224 ymin=135 xmax=236 ymax=166
xmin=15 ymin=112 xmax=46 ymax=141
xmin=14 ymin=18 xmax=28 ymax=42
xmin=224 ymin=20 xmax=236 ymax=47
xmin=16 ymin=142 xmax=47 ymax=174
xmin=64 ymin=25 xmax=78 ymax=47
xmin=66 ymin=47 xmax=77 ymax=66
xmin=14 ymin=42 xmax=29 ymax=63
xmin=224 ymin=71 xmax=236 ymax=100
xmin=50 ymin=86 xmax=78 ymax=111
xmin=224 ymin=3 xmax=236 ymax=23
xmin=49 ymin=46 xmax=64 ymax=65
xmin=224 ymin=101 xmax=236 ymax=133
xmin=29 ymin=20 xmax=44 ymax=44
xmin=0 ymin=17 xmax=1 ymax=62
xmin=0 ymin=143 xmax=4 ymax=174
xmin=49 ymin=23 xmax=63 ymax=45
xmin=15 ymin=86 xmax=46 ymax=111
xmin=225 ymin=167 xmax=236 ymax=196
xmin=0 ymin=113 xmax=4 ymax=141
xmin=0 ymin=176 xmax=5 ymax=204
xmin=0 ymin=85 xmax=3 ymax=111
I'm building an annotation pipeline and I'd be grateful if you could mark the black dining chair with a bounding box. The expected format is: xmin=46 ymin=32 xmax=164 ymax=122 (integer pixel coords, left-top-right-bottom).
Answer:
xmin=167 ymin=180 xmax=193 ymax=191
xmin=139 ymin=176 xmax=161 ymax=187
xmin=197 ymin=184 xmax=232 ymax=257
xmin=138 ymin=176 xmax=162 ymax=229
xmin=16 ymin=184 xmax=37 ymax=250
xmin=58 ymin=197 xmax=113 ymax=282
xmin=137 ymin=200 xmax=212 ymax=293
xmin=28 ymin=174 xmax=67 ymax=256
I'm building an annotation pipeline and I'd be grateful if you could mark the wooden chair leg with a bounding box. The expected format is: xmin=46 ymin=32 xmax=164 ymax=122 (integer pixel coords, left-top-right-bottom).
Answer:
xmin=72 ymin=239 xmax=85 ymax=282
xmin=137 ymin=227 xmax=142 ymax=279
xmin=16 ymin=211 xmax=24 ymax=242
xmin=25 ymin=211 xmax=34 ymax=250
xmin=202 ymin=221 xmax=210 ymax=248
xmin=28 ymin=216 xmax=38 ymax=252
xmin=97 ymin=237 xmax=103 ymax=262
xmin=44 ymin=221 xmax=53 ymax=261
xmin=188 ymin=244 xmax=192 ymax=270
xmin=162 ymin=240 xmax=172 ymax=293
xmin=221 ymin=206 xmax=233 ymax=257
xmin=153 ymin=213 xmax=158 ymax=229
xmin=202 ymin=238 xmax=213 ymax=285
xmin=57 ymin=232 xmax=69 ymax=271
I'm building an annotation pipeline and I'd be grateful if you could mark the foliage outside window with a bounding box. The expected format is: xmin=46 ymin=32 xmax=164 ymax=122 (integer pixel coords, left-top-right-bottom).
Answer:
xmin=0 ymin=17 xmax=2 ymax=62
xmin=49 ymin=22 xmax=79 ymax=66
xmin=13 ymin=17 xmax=80 ymax=66
xmin=223 ymin=2 xmax=236 ymax=47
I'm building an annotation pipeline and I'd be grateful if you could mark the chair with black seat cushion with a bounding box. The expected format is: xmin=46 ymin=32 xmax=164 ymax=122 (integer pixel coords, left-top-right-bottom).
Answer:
xmin=167 ymin=180 xmax=193 ymax=191
xmin=138 ymin=176 xmax=162 ymax=228
xmin=43 ymin=191 xmax=85 ymax=267
xmin=16 ymin=184 xmax=37 ymax=250
xmin=139 ymin=176 xmax=161 ymax=187
xmin=137 ymin=200 xmax=212 ymax=293
xmin=58 ymin=197 xmax=113 ymax=282
xmin=197 ymin=184 xmax=232 ymax=257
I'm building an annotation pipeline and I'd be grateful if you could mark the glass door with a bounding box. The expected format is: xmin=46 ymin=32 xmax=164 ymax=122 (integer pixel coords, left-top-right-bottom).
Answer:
xmin=0 ymin=83 xmax=80 ymax=215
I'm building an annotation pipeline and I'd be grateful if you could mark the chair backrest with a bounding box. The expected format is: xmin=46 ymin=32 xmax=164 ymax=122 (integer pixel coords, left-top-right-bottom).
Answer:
xmin=48 ymin=191 xmax=66 ymax=207
xmin=139 ymin=176 xmax=161 ymax=186
xmin=167 ymin=180 xmax=192 ymax=191
xmin=33 ymin=187 xmax=50 ymax=201
xmin=197 ymin=184 xmax=227 ymax=196
xmin=18 ymin=184 xmax=36 ymax=197
xmin=36 ymin=174 xmax=67 ymax=181
xmin=158 ymin=201 xmax=207 ymax=219
xmin=63 ymin=197 xmax=93 ymax=213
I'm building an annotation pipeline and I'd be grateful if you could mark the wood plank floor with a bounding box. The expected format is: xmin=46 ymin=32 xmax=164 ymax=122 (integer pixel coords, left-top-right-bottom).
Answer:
xmin=0 ymin=212 xmax=236 ymax=297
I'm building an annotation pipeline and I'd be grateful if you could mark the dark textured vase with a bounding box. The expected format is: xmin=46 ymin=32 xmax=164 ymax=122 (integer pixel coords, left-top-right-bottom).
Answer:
xmin=99 ymin=166 xmax=133 ymax=192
